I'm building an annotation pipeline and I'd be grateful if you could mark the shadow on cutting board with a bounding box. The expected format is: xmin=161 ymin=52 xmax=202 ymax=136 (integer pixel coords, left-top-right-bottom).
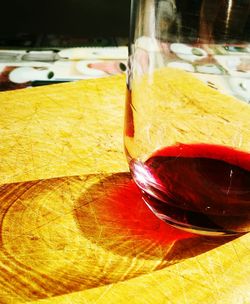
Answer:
xmin=0 ymin=172 xmax=237 ymax=302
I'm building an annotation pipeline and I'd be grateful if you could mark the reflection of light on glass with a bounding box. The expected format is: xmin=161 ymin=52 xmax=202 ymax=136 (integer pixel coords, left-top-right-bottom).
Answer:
xmin=133 ymin=161 xmax=154 ymax=187
xmin=226 ymin=0 xmax=233 ymax=34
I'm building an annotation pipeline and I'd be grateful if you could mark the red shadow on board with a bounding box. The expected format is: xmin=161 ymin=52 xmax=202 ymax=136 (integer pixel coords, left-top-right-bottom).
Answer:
xmin=74 ymin=172 xmax=235 ymax=264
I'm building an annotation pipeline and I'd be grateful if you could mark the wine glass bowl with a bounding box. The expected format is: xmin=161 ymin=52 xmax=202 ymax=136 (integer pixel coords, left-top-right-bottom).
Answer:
xmin=124 ymin=0 xmax=250 ymax=236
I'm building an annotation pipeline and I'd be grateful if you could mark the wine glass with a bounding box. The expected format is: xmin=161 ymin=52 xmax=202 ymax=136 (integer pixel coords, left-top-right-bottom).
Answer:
xmin=124 ymin=0 xmax=250 ymax=236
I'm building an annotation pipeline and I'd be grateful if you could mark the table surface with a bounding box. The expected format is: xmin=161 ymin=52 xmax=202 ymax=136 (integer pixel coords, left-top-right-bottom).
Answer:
xmin=0 ymin=75 xmax=249 ymax=304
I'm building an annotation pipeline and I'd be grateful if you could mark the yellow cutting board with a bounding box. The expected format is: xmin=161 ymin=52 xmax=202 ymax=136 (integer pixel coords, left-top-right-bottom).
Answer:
xmin=0 ymin=76 xmax=249 ymax=304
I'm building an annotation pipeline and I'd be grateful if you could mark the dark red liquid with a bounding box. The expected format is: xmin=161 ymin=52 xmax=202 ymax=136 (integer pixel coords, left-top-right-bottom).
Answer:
xmin=130 ymin=143 xmax=250 ymax=234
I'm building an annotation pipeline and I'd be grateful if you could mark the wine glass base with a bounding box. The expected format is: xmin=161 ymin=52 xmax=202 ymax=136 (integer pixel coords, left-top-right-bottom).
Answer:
xmin=143 ymin=198 xmax=242 ymax=237
xmin=163 ymin=219 xmax=240 ymax=237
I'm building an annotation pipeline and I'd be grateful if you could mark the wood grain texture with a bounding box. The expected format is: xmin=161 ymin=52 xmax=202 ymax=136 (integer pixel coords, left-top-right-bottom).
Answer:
xmin=0 ymin=76 xmax=127 ymax=184
xmin=0 ymin=76 xmax=249 ymax=303
xmin=0 ymin=174 xmax=249 ymax=304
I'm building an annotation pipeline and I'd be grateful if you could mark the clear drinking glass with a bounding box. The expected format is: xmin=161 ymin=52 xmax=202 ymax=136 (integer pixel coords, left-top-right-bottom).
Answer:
xmin=124 ymin=0 xmax=250 ymax=236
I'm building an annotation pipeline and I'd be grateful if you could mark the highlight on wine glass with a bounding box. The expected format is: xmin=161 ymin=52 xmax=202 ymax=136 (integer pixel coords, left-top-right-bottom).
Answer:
xmin=124 ymin=0 xmax=250 ymax=236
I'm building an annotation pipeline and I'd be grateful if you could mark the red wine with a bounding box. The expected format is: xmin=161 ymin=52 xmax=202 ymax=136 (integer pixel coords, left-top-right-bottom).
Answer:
xmin=130 ymin=143 xmax=250 ymax=235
